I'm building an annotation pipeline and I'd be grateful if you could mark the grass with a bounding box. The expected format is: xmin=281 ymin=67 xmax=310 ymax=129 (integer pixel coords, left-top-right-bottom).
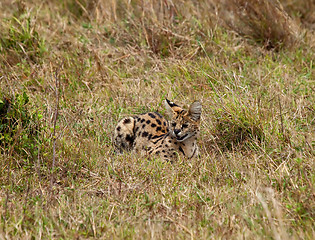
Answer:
xmin=0 ymin=0 xmax=314 ymax=239
xmin=217 ymin=0 xmax=300 ymax=50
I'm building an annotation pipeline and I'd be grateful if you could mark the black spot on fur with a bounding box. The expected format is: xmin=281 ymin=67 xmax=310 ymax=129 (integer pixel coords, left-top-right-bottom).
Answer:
xmin=126 ymin=134 xmax=134 ymax=143
xmin=182 ymin=123 xmax=188 ymax=129
xmin=141 ymin=119 xmax=145 ymax=123
xmin=155 ymin=112 xmax=163 ymax=118
xmin=156 ymin=119 xmax=161 ymax=125
xmin=146 ymin=120 xmax=151 ymax=124
xmin=156 ymin=127 xmax=162 ymax=132
xmin=135 ymin=127 xmax=139 ymax=133
xmin=162 ymin=150 xmax=165 ymax=153
xmin=168 ymin=140 xmax=172 ymax=143
xmin=165 ymin=144 xmax=168 ymax=148
xmin=142 ymin=131 xmax=149 ymax=137
xmin=152 ymin=135 xmax=164 ymax=140
xmin=151 ymin=123 xmax=156 ymax=128
xmin=163 ymin=121 xmax=167 ymax=126
xmin=118 ymin=134 xmax=122 ymax=138
xmin=179 ymin=146 xmax=185 ymax=155
xmin=156 ymin=151 xmax=160 ymax=154
xmin=123 ymin=118 xmax=131 ymax=124
xmin=142 ymin=124 xmax=146 ymax=128
xmin=148 ymin=134 xmax=152 ymax=140
xmin=116 ymin=126 xmax=121 ymax=131
xmin=148 ymin=113 xmax=156 ymax=118
xmin=164 ymin=155 xmax=168 ymax=158
xmin=152 ymin=139 xmax=163 ymax=144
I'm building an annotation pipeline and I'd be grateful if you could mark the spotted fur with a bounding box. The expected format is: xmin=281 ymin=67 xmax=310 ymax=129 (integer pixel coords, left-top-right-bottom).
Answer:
xmin=113 ymin=99 xmax=202 ymax=161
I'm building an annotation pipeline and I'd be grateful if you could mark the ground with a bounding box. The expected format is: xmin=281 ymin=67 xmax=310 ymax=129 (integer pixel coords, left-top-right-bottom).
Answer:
xmin=0 ymin=0 xmax=314 ymax=239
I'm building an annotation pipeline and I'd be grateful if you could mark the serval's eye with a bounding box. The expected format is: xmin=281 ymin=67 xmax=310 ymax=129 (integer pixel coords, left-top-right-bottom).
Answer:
xmin=182 ymin=123 xmax=188 ymax=129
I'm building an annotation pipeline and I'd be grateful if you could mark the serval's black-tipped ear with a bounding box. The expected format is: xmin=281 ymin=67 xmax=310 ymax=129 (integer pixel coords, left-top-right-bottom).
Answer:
xmin=189 ymin=101 xmax=202 ymax=121
xmin=164 ymin=99 xmax=177 ymax=117
xmin=165 ymin=99 xmax=179 ymax=108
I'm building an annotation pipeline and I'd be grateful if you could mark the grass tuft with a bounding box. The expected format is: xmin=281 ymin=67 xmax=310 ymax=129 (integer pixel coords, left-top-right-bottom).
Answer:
xmin=0 ymin=16 xmax=46 ymax=64
xmin=217 ymin=0 xmax=300 ymax=50
xmin=280 ymin=0 xmax=315 ymax=30
xmin=209 ymin=99 xmax=265 ymax=151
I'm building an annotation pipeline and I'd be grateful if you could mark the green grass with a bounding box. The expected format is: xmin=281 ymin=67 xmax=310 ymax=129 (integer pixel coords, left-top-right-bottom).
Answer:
xmin=0 ymin=0 xmax=314 ymax=239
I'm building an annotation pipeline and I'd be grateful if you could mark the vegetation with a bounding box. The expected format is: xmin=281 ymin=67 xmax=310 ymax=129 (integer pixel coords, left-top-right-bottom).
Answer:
xmin=0 ymin=0 xmax=314 ymax=239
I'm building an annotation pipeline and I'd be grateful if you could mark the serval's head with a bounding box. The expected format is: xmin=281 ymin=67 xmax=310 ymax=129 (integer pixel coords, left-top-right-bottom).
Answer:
xmin=164 ymin=99 xmax=202 ymax=142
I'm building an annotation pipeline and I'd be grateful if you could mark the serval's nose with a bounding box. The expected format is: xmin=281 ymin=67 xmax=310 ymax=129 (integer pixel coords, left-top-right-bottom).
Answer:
xmin=174 ymin=129 xmax=181 ymax=135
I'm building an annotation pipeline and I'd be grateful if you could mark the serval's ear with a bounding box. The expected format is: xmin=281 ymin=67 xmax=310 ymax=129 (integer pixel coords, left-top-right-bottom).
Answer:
xmin=188 ymin=101 xmax=202 ymax=121
xmin=164 ymin=99 xmax=177 ymax=118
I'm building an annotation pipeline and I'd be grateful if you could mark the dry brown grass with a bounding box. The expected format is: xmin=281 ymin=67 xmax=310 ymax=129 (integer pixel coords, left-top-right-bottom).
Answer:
xmin=214 ymin=0 xmax=301 ymax=50
xmin=0 ymin=0 xmax=314 ymax=239
xmin=280 ymin=0 xmax=315 ymax=30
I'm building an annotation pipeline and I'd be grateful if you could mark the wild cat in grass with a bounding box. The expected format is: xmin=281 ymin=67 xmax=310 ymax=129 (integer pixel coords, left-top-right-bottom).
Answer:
xmin=113 ymin=99 xmax=202 ymax=161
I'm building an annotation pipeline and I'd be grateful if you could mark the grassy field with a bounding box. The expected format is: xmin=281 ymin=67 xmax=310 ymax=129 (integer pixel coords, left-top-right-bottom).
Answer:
xmin=0 ymin=0 xmax=314 ymax=239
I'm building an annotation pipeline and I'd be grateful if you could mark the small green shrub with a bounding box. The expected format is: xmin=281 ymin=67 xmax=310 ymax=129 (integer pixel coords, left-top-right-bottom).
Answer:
xmin=0 ymin=92 xmax=42 ymax=166
xmin=0 ymin=16 xmax=46 ymax=64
